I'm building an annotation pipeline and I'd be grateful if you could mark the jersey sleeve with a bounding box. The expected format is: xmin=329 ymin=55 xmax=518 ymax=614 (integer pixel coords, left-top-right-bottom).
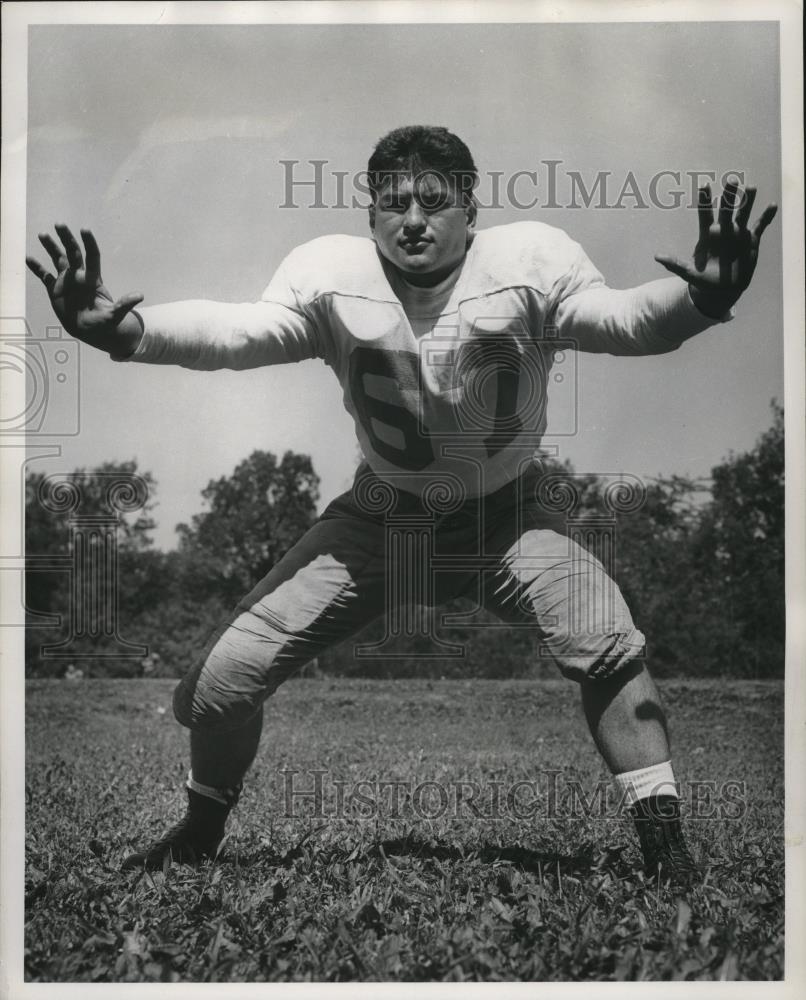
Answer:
xmin=115 ymin=254 xmax=322 ymax=370
xmin=548 ymin=236 xmax=733 ymax=356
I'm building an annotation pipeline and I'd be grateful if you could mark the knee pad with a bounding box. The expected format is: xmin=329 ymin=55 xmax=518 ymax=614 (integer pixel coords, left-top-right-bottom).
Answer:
xmin=550 ymin=626 xmax=646 ymax=683
xmin=172 ymin=676 xmax=194 ymax=729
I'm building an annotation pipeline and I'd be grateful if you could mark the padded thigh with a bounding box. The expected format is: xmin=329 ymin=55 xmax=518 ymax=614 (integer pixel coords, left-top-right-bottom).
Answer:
xmin=174 ymin=483 xmax=647 ymax=731
xmin=479 ymin=522 xmax=645 ymax=681
xmin=173 ymin=511 xmax=389 ymax=732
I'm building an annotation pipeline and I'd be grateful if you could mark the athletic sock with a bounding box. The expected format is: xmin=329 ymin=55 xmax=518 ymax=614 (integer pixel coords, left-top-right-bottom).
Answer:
xmin=186 ymin=770 xmax=241 ymax=808
xmin=613 ymin=760 xmax=678 ymax=809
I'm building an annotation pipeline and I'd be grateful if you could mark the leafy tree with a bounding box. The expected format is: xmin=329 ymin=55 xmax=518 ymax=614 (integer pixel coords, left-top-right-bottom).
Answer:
xmin=608 ymin=475 xmax=743 ymax=674
xmin=693 ymin=401 xmax=784 ymax=675
xmin=24 ymin=409 xmax=783 ymax=680
xmin=25 ymin=460 xmax=157 ymax=612
xmin=25 ymin=460 xmax=162 ymax=675
xmin=175 ymin=450 xmax=320 ymax=605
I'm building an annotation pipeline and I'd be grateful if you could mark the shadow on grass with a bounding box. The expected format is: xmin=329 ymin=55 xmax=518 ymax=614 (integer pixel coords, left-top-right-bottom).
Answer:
xmin=372 ymin=836 xmax=633 ymax=880
xmin=234 ymin=831 xmax=634 ymax=882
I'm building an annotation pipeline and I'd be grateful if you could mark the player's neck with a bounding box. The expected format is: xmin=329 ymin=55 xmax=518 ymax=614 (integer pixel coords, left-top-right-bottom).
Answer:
xmin=386 ymin=259 xmax=462 ymax=311
xmin=391 ymin=255 xmax=466 ymax=289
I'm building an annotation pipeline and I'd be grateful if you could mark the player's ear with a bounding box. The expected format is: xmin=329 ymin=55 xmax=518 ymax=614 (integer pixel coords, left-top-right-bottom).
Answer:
xmin=465 ymin=197 xmax=477 ymax=241
xmin=368 ymin=202 xmax=376 ymax=232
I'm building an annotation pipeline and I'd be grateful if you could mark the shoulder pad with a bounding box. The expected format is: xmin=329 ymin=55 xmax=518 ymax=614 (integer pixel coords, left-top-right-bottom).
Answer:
xmin=465 ymin=221 xmax=583 ymax=297
xmin=276 ymin=234 xmax=396 ymax=304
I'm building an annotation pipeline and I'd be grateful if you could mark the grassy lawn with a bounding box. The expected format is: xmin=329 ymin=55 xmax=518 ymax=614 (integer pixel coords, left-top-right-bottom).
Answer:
xmin=24 ymin=677 xmax=783 ymax=982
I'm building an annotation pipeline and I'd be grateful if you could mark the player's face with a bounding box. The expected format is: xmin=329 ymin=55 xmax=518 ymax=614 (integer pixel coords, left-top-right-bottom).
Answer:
xmin=370 ymin=172 xmax=475 ymax=286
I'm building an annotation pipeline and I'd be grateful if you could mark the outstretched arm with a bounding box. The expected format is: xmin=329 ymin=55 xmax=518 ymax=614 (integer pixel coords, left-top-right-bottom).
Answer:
xmin=555 ymin=182 xmax=778 ymax=355
xmin=27 ymin=226 xmax=321 ymax=369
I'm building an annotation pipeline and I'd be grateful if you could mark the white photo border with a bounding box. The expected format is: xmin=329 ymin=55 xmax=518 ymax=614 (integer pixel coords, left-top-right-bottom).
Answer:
xmin=1 ymin=2 xmax=803 ymax=998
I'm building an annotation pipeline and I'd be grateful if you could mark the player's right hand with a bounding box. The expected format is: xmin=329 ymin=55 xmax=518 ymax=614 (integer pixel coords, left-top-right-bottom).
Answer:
xmin=26 ymin=225 xmax=145 ymax=357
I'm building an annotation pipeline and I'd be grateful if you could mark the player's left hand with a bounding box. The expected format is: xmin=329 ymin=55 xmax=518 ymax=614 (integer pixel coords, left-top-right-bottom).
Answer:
xmin=654 ymin=182 xmax=777 ymax=319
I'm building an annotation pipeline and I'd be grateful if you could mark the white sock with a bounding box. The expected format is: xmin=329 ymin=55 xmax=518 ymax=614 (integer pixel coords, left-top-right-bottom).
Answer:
xmin=186 ymin=770 xmax=230 ymax=806
xmin=612 ymin=760 xmax=678 ymax=807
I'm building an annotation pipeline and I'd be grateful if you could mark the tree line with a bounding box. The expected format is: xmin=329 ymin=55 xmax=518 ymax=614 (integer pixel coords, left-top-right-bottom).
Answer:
xmin=24 ymin=403 xmax=784 ymax=679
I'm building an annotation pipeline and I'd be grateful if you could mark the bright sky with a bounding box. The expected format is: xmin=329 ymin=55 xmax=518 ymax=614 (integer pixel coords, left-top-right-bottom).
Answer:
xmin=24 ymin=20 xmax=782 ymax=549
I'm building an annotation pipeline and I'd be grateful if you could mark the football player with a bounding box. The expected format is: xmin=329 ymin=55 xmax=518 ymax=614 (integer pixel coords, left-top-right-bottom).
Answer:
xmin=27 ymin=126 xmax=777 ymax=887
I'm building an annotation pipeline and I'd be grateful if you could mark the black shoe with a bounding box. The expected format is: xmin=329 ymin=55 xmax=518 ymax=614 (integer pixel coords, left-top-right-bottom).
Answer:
xmin=121 ymin=787 xmax=236 ymax=871
xmin=631 ymin=795 xmax=701 ymax=889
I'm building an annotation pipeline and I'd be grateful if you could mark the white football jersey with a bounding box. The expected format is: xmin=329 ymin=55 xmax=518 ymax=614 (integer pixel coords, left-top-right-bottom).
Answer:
xmin=131 ymin=221 xmax=724 ymax=499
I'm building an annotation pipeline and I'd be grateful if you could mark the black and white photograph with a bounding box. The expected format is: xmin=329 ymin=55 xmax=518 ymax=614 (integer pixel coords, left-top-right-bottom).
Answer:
xmin=1 ymin=0 xmax=803 ymax=992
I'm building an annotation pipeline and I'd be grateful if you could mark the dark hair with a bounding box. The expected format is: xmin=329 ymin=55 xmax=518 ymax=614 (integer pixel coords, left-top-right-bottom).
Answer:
xmin=367 ymin=125 xmax=478 ymax=205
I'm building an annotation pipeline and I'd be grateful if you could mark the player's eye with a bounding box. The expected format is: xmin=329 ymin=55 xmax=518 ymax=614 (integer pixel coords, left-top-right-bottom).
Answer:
xmin=418 ymin=193 xmax=450 ymax=213
xmin=379 ymin=197 xmax=408 ymax=212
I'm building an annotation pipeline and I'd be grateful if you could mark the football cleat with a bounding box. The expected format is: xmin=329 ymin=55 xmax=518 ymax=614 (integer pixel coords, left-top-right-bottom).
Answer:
xmin=631 ymin=795 xmax=702 ymax=889
xmin=121 ymin=787 xmax=235 ymax=871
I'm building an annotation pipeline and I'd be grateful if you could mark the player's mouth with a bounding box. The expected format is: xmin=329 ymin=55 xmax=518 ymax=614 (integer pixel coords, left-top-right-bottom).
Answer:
xmin=400 ymin=238 xmax=432 ymax=254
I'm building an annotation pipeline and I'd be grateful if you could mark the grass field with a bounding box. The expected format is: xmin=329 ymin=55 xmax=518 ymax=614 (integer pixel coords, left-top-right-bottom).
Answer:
xmin=24 ymin=677 xmax=783 ymax=982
